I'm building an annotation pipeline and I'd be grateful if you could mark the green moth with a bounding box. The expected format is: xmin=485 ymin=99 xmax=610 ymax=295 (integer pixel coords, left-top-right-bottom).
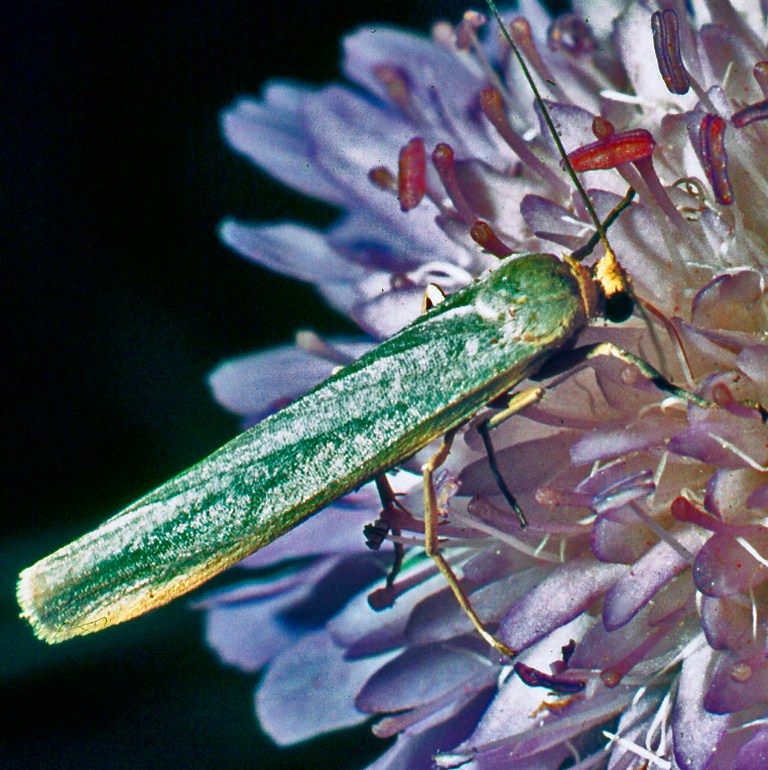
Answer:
xmin=17 ymin=252 xmax=612 ymax=644
xmin=16 ymin=1 xmax=705 ymax=652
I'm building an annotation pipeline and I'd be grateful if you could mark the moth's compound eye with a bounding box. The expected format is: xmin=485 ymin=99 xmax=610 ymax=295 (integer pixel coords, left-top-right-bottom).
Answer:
xmin=604 ymin=290 xmax=634 ymax=324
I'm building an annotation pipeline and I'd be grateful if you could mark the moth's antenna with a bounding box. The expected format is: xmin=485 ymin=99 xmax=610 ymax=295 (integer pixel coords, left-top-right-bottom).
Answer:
xmin=484 ymin=0 xmax=634 ymax=322
xmin=484 ymin=0 xmax=607 ymax=248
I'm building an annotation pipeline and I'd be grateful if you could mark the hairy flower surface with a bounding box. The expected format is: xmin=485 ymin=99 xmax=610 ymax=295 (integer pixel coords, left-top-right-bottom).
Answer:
xmin=202 ymin=2 xmax=768 ymax=768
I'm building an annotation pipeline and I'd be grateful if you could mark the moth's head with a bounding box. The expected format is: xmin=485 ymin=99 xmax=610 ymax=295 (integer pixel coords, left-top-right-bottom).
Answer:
xmin=593 ymin=246 xmax=634 ymax=323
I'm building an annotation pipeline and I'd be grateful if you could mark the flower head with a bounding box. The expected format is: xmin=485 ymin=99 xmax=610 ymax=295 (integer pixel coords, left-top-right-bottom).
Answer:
xmin=202 ymin=2 xmax=768 ymax=767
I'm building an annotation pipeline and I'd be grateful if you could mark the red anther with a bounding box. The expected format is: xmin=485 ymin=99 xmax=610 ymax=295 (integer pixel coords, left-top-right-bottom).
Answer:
xmin=373 ymin=64 xmax=412 ymax=110
xmin=432 ymin=142 xmax=455 ymax=167
xmin=651 ymin=9 xmax=690 ymax=95
xmin=431 ymin=142 xmax=475 ymax=223
xmin=568 ymin=129 xmax=655 ymax=171
xmin=480 ymin=85 xmax=504 ymax=116
xmin=398 ymin=138 xmax=426 ymax=212
xmin=547 ymin=13 xmax=597 ymax=57
xmin=480 ymin=87 xmax=568 ymax=193
xmin=732 ymin=98 xmax=768 ymax=128
xmin=671 ymin=496 xmax=725 ymax=532
xmin=754 ymin=62 xmax=768 ymax=97
xmin=470 ymin=220 xmax=513 ymax=258
xmin=368 ymin=166 xmax=396 ymax=192
xmin=699 ymin=114 xmax=733 ymax=205
xmin=514 ymin=662 xmax=585 ymax=694
xmin=509 ymin=16 xmax=534 ymax=45
xmin=591 ymin=116 xmax=614 ymax=140
xmin=509 ymin=17 xmax=556 ymax=86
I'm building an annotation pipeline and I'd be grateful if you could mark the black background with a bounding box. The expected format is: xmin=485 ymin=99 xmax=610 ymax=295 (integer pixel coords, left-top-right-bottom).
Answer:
xmin=4 ymin=1 xmax=565 ymax=767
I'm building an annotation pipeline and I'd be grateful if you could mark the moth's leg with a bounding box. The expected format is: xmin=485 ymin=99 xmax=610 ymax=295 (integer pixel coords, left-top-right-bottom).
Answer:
xmin=422 ymin=430 xmax=515 ymax=658
xmin=477 ymin=387 xmax=547 ymax=528
xmin=577 ymin=343 xmax=766 ymax=419
xmin=364 ymin=475 xmax=405 ymax=588
xmin=536 ymin=341 xmax=716 ymax=407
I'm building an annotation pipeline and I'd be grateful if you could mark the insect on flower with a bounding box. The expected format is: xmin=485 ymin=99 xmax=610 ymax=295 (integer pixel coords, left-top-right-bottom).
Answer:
xmin=17 ymin=0 xmax=710 ymax=656
xmin=18 ymin=2 xmax=768 ymax=765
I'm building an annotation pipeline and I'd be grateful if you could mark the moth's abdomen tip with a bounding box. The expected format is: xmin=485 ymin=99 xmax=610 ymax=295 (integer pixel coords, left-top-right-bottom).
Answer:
xmin=16 ymin=564 xmax=65 ymax=644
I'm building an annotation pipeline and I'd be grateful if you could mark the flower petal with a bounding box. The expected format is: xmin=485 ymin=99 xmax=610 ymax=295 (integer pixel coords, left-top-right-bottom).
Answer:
xmin=222 ymin=86 xmax=346 ymax=204
xmin=499 ymin=559 xmax=626 ymax=652
xmin=256 ymin=629 xmax=396 ymax=745
xmin=603 ymin=526 xmax=706 ymax=630
xmin=671 ymin=643 xmax=731 ymax=770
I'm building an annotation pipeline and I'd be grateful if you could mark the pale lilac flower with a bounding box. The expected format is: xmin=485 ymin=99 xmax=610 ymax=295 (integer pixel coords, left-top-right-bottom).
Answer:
xmin=200 ymin=2 xmax=768 ymax=767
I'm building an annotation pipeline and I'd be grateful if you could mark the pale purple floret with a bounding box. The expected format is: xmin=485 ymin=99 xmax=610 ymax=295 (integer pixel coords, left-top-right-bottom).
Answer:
xmin=203 ymin=2 xmax=768 ymax=767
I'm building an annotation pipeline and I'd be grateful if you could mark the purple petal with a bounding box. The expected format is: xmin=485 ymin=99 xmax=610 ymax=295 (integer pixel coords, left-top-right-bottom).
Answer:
xmin=736 ymin=344 xmax=768 ymax=387
xmin=462 ymin=687 xmax=633 ymax=765
xmin=499 ymin=559 xmax=626 ymax=652
xmin=693 ymin=529 xmax=768 ymax=597
xmin=733 ymin=728 xmax=768 ymax=770
xmin=367 ymin=692 xmax=491 ymax=770
xmin=672 ymin=644 xmax=731 ymax=770
xmin=304 ymin=87 xmax=444 ymax=252
xmin=603 ymin=526 xmax=706 ymax=630
xmin=342 ymin=28 xmax=491 ymax=160
xmin=700 ymin=596 xmax=761 ymax=653
xmin=748 ymin=484 xmax=768 ymax=510
xmin=669 ymin=409 xmax=768 ymax=470
xmin=330 ymin=558 xmax=455 ymax=657
xmin=356 ymin=643 xmax=493 ymax=714
xmin=351 ymin=284 xmax=427 ymax=338
xmin=705 ymin=468 xmax=767 ymax=524
xmin=256 ymin=629 xmax=396 ymax=745
xmin=219 ymin=219 xmax=368 ymax=284
xmin=590 ymin=512 xmax=656 ymax=564
xmin=571 ymin=415 xmax=673 ymax=465
xmin=209 ymin=339 xmax=368 ymax=420
xmin=202 ymin=576 xmax=308 ymax=672
xmin=520 ymin=194 xmax=584 ymax=249
xmin=239 ymin=485 xmax=380 ymax=568
xmin=222 ymin=87 xmax=346 ymax=205
xmin=569 ymin=580 xmax=694 ymax=675
xmin=705 ymin=652 xmax=768 ymax=714
xmin=691 ymin=270 xmax=765 ymax=333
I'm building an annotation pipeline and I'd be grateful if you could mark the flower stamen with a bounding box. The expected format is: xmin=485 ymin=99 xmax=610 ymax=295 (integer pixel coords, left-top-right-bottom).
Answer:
xmin=699 ymin=114 xmax=734 ymax=205
xmin=732 ymin=98 xmax=768 ymax=128
xmin=431 ymin=143 xmax=475 ymax=223
xmin=630 ymin=501 xmax=695 ymax=565
xmin=508 ymin=17 xmax=559 ymax=98
xmin=736 ymin=537 xmax=768 ymax=569
xmin=398 ymin=137 xmax=426 ymax=212
xmin=470 ymin=220 xmax=513 ymax=258
xmin=568 ymin=128 xmax=655 ymax=171
xmin=479 ymin=87 xmax=567 ymax=192
xmin=368 ymin=166 xmax=397 ymax=192
xmin=651 ymin=9 xmax=690 ymax=96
